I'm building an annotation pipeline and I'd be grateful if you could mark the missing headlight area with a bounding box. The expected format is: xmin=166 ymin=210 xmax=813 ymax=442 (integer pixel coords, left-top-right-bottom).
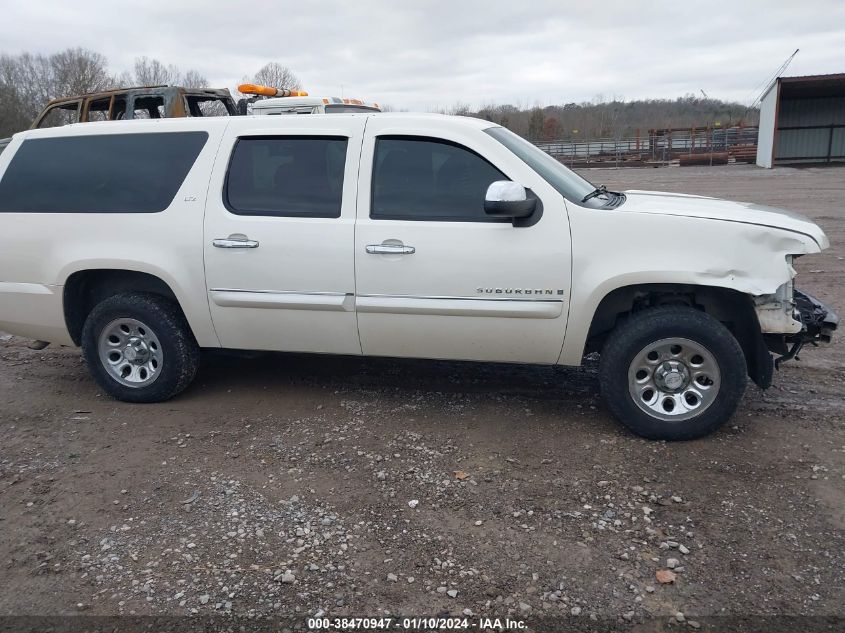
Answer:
xmin=794 ymin=290 xmax=839 ymax=346
xmin=754 ymin=281 xmax=803 ymax=335
xmin=769 ymin=289 xmax=839 ymax=369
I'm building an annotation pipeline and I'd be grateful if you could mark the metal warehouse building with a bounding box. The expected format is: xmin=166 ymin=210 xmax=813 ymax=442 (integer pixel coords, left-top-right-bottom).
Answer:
xmin=756 ymin=73 xmax=845 ymax=168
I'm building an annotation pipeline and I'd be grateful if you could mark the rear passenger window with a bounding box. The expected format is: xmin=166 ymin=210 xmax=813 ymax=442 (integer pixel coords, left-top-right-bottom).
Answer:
xmin=0 ymin=132 xmax=208 ymax=214
xmin=372 ymin=136 xmax=507 ymax=221
xmin=225 ymin=136 xmax=347 ymax=218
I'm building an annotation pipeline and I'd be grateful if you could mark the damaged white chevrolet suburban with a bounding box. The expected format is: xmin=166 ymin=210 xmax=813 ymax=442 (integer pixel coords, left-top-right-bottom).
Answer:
xmin=0 ymin=114 xmax=836 ymax=440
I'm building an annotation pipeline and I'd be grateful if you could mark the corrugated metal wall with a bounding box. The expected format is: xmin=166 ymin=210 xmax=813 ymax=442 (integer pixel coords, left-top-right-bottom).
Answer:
xmin=832 ymin=127 xmax=845 ymax=157
xmin=779 ymin=96 xmax=845 ymax=126
xmin=778 ymin=127 xmax=830 ymax=158
xmin=775 ymin=96 xmax=845 ymax=162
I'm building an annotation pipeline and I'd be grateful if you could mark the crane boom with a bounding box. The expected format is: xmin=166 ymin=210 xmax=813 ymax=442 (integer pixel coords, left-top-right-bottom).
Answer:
xmin=749 ymin=48 xmax=799 ymax=109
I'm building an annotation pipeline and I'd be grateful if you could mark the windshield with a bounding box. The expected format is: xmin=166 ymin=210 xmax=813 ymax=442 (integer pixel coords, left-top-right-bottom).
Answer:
xmin=485 ymin=126 xmax=607 ymax=207
xmin=324 ymin=104 xmax=380 ymax=113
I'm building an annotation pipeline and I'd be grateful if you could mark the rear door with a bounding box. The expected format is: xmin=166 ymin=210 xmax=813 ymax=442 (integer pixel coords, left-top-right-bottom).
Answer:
xmin=203 ymin=116 xmax=365 ymax=353
xmin=354 ymin=118 xmax=572 ymax=363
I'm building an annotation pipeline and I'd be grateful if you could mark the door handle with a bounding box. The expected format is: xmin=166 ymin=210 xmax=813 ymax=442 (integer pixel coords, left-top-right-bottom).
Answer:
xmin=366 ymin=243 xmax=415 ymax=255
xmin=213 ymin=235 xmax=259 ymax=249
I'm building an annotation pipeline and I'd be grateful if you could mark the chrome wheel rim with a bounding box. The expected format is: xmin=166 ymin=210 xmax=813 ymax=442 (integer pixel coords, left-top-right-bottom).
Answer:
xmin=628 ymin=337 xmax=721 ymax=422
xmin=97 ymin=318 xmax=163 ymax=388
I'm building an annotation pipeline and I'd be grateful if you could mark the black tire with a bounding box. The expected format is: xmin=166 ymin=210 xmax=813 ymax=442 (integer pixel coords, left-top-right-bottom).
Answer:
xmin=598 ymin=306 xmax=747 ymax=440
xmin=81 ymin=292 xmax=200 ymax=403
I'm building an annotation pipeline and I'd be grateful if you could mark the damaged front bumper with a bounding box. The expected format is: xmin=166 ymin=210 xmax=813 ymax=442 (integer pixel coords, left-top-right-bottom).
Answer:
xmin=769 ymin=290 xmax=838 ymax=369
xmin=795 ymin=290 xmax=838 ymax=344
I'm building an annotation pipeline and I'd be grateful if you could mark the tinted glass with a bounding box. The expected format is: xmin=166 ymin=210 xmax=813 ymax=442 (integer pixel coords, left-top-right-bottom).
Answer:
xmin=225 ymin=136 xmax=347 ymax=218
xmin=0 ymin=132 xmax=208 ymax=214
xmin=324 ymin=105 xmax=379 ymax=113
xmin=372 ymin=137 xmax=507 ymax=221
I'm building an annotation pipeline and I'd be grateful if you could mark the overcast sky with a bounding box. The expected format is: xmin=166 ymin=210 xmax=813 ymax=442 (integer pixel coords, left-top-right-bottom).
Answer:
xmin=3 ymin=0 xmax=844 ymax=110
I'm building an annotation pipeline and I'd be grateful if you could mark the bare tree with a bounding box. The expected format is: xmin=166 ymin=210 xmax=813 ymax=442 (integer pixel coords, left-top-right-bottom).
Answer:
xmin=182 ymin=69 xmax=208 ymax=89
xmin=50 ymin=48 xmax=112 ymax=97
xmin=0 ymin=48 xmax=113 ymax=138
xmin=0 ymin=80 xmax=30 ymax=138
xmin=132 ymin=56 xmax=207 ymax=88
xmin=249 ymin=62 xmax=301 ymax=91
xmin=111 ymin=70 xmax=134 ymax=88
xmin=7 ymin=52 xmax=56 ymax=112
xmin=527 ymin=107 xmax=545 ymax=140
xmin=133 ymin=57 xmax=178 ymax=86
xmin=448 ymin=102 xmax=473 ymax=116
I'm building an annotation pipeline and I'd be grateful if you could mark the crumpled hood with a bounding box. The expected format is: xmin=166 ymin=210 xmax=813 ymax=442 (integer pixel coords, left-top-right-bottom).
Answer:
xmin=621 ymin=190 xmax=829 ymax=249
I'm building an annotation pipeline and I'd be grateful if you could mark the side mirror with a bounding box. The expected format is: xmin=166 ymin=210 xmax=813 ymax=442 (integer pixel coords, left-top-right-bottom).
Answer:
xmin=484 ymin=181 xmax=536 ymax=218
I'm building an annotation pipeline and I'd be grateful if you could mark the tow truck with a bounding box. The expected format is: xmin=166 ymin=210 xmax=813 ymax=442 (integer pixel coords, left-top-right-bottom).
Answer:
xmin=237 ymin=83 xmax=381 ymax=115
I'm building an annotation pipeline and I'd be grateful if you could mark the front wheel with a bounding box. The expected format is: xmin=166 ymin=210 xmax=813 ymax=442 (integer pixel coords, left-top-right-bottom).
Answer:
xmin=599 ymin=306 xmax=747 ymax=440
xmin=81 ymin=292 xmax=200 ymax=403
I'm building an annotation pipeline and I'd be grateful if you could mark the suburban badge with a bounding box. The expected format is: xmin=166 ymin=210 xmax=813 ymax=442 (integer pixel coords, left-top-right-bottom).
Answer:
xmin=477 ymin=288 xmax=565 ymax=295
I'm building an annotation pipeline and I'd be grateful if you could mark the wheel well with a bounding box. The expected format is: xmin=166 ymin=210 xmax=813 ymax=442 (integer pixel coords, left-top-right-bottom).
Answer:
xmin=63 ymin=270 xmax=180 ymax=346
xmin=586 ymin=283 xmax=773 ymax=389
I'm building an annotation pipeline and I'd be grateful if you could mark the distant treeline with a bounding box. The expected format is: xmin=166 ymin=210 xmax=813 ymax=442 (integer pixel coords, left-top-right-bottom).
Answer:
xmin=1 ymin=47 xmax=758 ymax=142
xmin=436 ymin=97 xmax=759 ymax=141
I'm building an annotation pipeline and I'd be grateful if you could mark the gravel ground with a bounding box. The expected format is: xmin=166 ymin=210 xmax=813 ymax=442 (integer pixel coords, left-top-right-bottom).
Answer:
xmin=0 ymin=164 xmax=843 ymax=631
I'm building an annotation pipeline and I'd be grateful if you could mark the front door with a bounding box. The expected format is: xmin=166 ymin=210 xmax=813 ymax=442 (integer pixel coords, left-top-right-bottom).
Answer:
xmin=354 ymin=119 xmax=572 ymax=363
xmin=203 ymin=116 xmax=364 ymax=354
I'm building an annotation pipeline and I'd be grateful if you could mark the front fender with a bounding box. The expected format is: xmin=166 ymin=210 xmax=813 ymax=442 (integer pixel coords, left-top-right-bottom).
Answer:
xmin=559 ymin=207 xmax=821 ymax=366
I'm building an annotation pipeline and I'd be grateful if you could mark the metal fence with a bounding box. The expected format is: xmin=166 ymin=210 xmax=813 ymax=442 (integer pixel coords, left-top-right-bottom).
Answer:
xmin=533 ymin=126 xmax=760 ymax=167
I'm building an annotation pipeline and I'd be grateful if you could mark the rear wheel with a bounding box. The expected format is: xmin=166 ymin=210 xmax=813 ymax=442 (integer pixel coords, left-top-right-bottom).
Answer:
xmin=598 ymin=306 xmax=747 ymax=440
xmin=81 ymin=292 xmax=200 ymax=403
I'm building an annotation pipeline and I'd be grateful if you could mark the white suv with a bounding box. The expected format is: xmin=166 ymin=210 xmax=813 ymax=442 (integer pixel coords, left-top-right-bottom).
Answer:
xmin=0 ymin=113 xmax=836 ymax=440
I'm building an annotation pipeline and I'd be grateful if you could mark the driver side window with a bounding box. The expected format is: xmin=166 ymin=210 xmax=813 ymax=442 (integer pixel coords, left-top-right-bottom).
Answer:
xmin=371 ymin=136 xmax=508 ymax=222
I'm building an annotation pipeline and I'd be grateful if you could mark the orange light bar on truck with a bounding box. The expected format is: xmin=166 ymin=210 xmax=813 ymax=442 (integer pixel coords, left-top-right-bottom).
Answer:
xmin=238 ymin=83 xmax=309 ymax=97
